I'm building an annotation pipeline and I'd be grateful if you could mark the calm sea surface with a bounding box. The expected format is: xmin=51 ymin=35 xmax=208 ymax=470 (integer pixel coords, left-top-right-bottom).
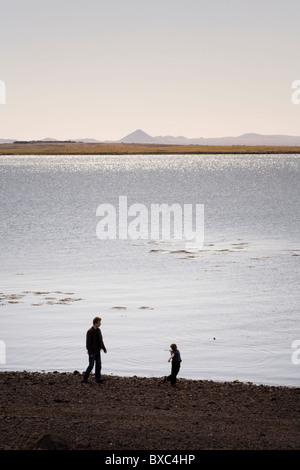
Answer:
xmin=0 ymin=154 xmax=299 ymax=386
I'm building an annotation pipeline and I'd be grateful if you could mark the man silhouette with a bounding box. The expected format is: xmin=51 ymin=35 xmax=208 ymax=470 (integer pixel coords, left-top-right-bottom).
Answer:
xmin=83 ymin=317 xmax=107 ymax=383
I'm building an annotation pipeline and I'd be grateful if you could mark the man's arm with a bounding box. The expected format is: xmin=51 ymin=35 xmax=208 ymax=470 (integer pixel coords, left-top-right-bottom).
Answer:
xmin=99 ymin=330 xmax=107 ymax=353
xmin=86 ymin=329 xmax=93 ymax=356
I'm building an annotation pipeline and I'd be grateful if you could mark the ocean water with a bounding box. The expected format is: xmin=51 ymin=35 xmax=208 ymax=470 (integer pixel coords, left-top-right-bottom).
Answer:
xmin=0 ymin=153 xmax=299 ymax=386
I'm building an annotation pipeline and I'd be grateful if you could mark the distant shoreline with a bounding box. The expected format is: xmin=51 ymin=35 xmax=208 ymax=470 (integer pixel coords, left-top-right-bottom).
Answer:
xmin=1 ymin=141 xmax=300 ymax=155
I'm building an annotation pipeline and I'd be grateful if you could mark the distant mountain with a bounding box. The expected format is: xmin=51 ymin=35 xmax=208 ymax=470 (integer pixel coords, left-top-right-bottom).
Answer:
xmin=118 ymin=129 xmax=190 ymax=144
xmin=118 ymin=129 xmax=156 ymax=144
xmin=0 ymin=138 xmax=15 ymax=144
xmin=40 ymin=137 xmax=58 ymax=142
xmin=118 ymin=130 xmax=300 ymax=146
xmin=72 ymin=138 xmax=101 ymax=143
xmin=0 ymin=137 xmax=102 ymax=144
xmin=199 ymin=133 xmax=300 ymax=146
xmin=2 ymin=130 xmax=300 ymax=146
xmin=33 ymin=137 xmax=102 ymax=143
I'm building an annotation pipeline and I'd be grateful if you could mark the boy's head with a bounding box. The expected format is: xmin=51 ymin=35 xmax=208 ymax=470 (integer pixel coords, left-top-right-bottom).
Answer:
xmin=170 ymin=343 xmax=177 ymax=351
xmin=93 ymin=316 xmax=101 ymax=325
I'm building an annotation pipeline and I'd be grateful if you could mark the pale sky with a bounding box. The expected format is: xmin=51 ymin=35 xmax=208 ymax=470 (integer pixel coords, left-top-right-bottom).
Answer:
xmin=1 ymin=0 xmax=300 ymax=141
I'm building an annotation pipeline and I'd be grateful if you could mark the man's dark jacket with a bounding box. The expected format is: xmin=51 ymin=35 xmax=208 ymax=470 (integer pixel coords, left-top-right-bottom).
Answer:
xmin=86 ymin=327 xmax=106 ymax=355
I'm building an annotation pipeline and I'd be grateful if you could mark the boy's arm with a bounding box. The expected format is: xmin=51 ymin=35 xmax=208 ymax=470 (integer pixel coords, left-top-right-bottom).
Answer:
xmin=168 ymin=353 xmax=174 ymax=362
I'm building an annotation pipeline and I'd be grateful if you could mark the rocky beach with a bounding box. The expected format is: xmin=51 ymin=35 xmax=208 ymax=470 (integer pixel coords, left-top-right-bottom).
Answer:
xmin=0 ymin=371 xmax=299 ymax=451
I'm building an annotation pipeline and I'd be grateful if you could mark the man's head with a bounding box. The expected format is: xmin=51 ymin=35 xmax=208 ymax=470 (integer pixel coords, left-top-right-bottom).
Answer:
xmin=93 ymin=316 xmax=102 ymax=327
